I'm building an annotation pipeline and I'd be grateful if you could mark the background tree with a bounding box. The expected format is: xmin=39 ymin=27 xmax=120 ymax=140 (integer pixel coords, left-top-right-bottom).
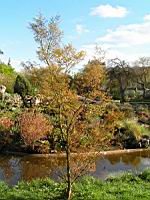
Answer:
xmin=133 ymin=57 xmax=150 ymax=99
xmin=74 ymin=59 xmax=106 ymax=98
xmin=107 ymin=58 xmax=133 ymax=103
xmin=94 ymin=45 xmax=106 ymax=63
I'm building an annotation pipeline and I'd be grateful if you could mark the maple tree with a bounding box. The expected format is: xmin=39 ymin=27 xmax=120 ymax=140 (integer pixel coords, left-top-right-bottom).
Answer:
xmin=28 ymin=14 xmax=122 ymax=199
xmin=74 ymin=59 xmax=106 ymax=98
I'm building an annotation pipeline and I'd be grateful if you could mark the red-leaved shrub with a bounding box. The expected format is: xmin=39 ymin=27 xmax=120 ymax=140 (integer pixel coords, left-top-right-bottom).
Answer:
xmin=0 ymin=117 xmax=14 ymax=148
xmin=19 ymin=111 xmax=52 ymax=150
xmin=0 ymin=117 xmax=14 ymax=131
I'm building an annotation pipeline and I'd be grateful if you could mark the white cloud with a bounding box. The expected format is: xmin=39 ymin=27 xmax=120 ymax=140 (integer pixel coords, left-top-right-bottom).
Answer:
xmin=144 ymin=14 xmax=150 ymax=21
xmin=90 ymin=4 xmax=128 ymax=18
xmin=76 ymin=24 xmax=89 ymax=35
xmin=96 ymin=21 xmax=150 ymax=47
xmin=80 ymin=16 xmax=150 ymax=64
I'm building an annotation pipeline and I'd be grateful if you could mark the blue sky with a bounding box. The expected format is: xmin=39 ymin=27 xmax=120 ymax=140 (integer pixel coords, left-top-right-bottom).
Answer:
xmin=1 ymin=0 xmax=150 ymax=70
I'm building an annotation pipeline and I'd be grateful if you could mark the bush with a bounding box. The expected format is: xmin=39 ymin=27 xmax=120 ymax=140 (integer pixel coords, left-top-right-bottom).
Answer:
xmin=120 ymin=119 xmax=143 ymax=139
xmin=34 ymin=140 xmax=50 ymax=153
xmin=4 ymin=93 xmax=23 ymax=108
xmin=113 ymin=119 xmax=143 ymax=149
xmin=19 ymin=111 xmax=52 ymax=151
xmin=119 ymin=103 xmax=135 ymax=118
xmin=0 ymin=117 xmax=14 ymax=150
xmin=0 ymin=117 xmax=14 ymax=130
xmin=14 ymin=75 xmax=31 ymax=101
xmin=0 ymin=93 xmax=23 ymax=111
xmin=114 ymin=119 xmax=150 ymax=149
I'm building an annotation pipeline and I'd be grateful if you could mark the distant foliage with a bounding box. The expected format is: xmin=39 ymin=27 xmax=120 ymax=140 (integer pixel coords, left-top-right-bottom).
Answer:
xmin=0 ymin=63 xmax=17 ymax=93
xmin=19 ymin=111 xmax=52 ymax=150
xmin=0 ymin=63 xmax=15 ymax=75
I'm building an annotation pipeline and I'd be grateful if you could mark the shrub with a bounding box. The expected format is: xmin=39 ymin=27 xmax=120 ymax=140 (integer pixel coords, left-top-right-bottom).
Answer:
xmin=120 ymin=119 xmax=142 ymax=139
xmin=34 ymin=140 xmax=50 ymax=153
xmin=119 ymin=103 xmax=135 ymax=118
xmin=19 ymin=111 xmax=52 ymax=151
xmin=4 ymin=93 xmax=23 ymax=108
xmin=135 ymin=105 xmax=149 ymax=113
xmin=0 ymin=93 xmax=23 ymax=112
xmin=0 ymin=117 xmax=14 ymax=149
xmin=0 ymin=117 xmax=14 ymax=131
xmin=114 ymin=119 xmax=149 ymax=149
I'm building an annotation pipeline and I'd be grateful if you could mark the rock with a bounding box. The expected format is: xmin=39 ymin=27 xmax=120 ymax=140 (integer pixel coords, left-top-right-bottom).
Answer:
xmin=0 ymin=85 xmax=6 ymax=101
xmin=139 ymin=135 xmax=150 ymax=148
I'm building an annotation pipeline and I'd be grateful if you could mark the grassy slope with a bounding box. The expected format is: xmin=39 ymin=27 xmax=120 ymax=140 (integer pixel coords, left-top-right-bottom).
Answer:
xmin=0 ymin=169 xmax=150 ymax=200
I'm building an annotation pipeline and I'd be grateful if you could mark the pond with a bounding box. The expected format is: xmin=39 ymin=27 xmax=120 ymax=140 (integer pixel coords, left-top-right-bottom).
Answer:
xmin=0 ymin=149 xmax=150 ymax=185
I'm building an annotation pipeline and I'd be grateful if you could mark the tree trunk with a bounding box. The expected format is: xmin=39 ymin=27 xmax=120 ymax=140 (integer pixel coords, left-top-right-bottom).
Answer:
xmin=120 ymin=87 xmax=126 ymax=103
xmin=66 ymin=143 xmax=72 ymax=200
xmin=143 ymin=87 xmax=146 ymax=99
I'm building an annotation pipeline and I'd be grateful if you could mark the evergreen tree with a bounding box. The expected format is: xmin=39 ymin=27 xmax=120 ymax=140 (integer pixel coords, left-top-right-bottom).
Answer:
xmin=14 ymin=75 xmax=31 ymax=100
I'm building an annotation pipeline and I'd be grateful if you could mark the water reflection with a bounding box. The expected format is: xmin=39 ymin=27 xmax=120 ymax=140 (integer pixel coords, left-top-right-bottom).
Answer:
xmin=0 ymin=150 xmax=150 ymax=185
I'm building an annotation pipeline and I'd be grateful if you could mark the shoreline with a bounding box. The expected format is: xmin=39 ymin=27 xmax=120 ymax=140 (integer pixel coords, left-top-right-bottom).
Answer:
xmin=1 ymin=148 xmax=150 ymax=158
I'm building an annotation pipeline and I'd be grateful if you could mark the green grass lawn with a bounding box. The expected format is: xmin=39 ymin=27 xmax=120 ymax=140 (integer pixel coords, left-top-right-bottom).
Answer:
xmin=0 ymin=169 xmax=150 ymax=200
